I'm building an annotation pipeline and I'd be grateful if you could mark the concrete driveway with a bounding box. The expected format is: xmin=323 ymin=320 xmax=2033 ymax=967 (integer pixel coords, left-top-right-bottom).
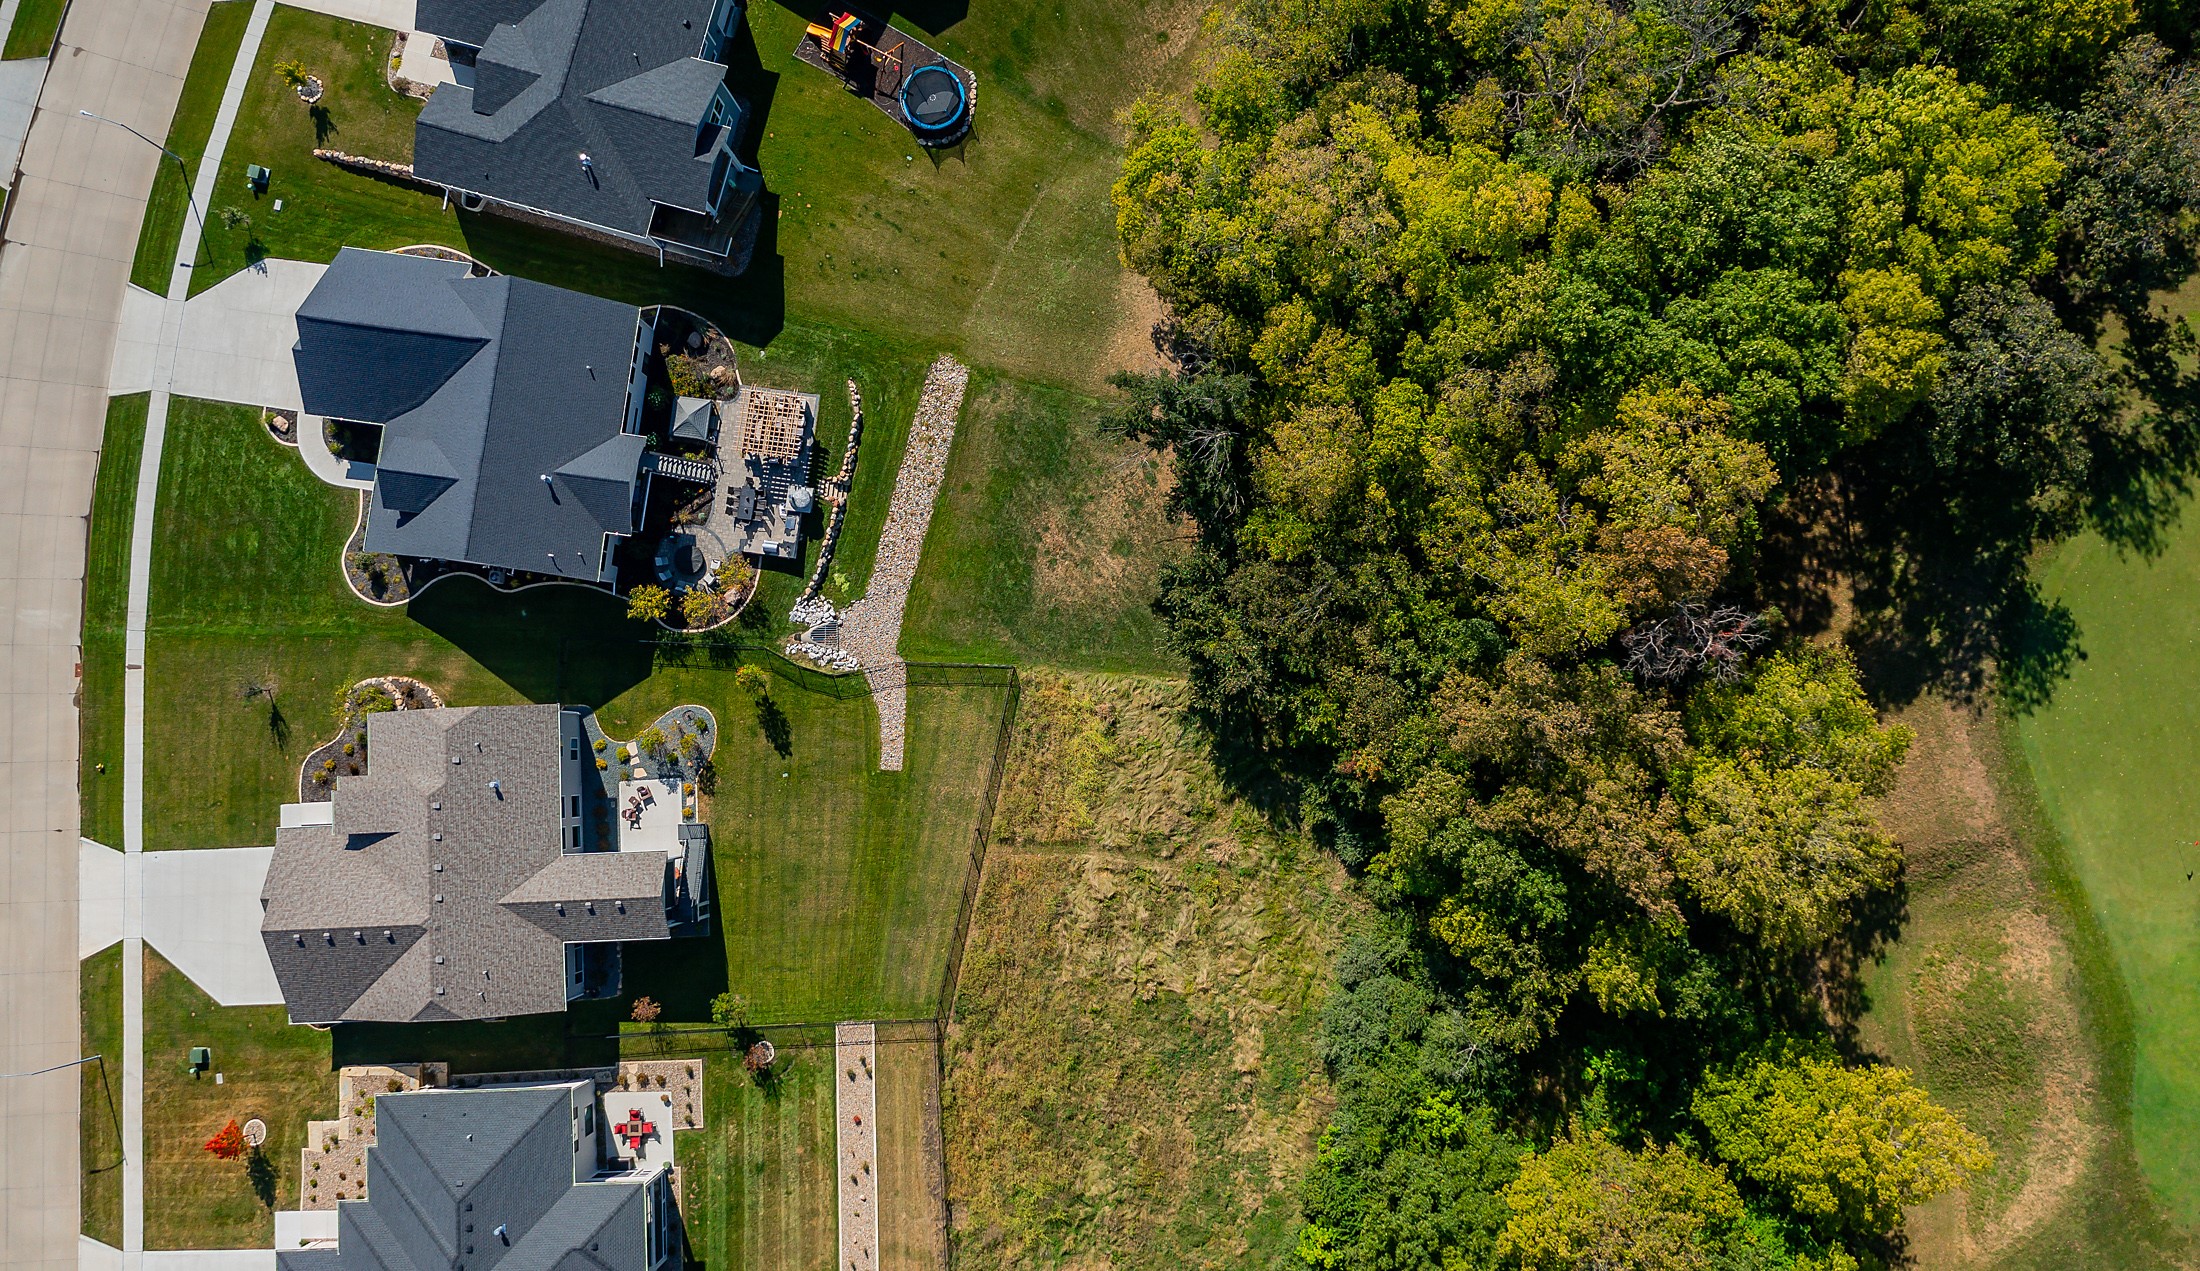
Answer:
xmin=109 ymin=258 xmax=326 ymax=408
xmin=78 ymin=841 xmax=281 ymax=1007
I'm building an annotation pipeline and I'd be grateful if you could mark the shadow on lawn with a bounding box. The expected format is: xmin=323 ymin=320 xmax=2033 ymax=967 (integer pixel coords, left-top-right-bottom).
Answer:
xmin=334 ymin=1005 xmax=622 ymax=1074
xmin=406 ymin=576 xmax=657 ymax=707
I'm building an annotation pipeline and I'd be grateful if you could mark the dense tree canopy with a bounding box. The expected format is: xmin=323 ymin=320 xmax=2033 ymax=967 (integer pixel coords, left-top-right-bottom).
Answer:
xmin=1109 ymin=0 xmax=2200 ymax=1261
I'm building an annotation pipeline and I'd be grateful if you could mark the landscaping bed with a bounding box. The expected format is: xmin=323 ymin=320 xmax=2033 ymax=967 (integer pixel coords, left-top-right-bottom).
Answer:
xmin=298 ymin=675 xmax=441 ymax=800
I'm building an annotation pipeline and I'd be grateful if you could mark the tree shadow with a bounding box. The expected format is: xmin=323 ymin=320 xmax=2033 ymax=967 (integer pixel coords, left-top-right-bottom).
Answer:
xmin=1819 ymin=866 xmax=1911 ymax=1055
xmin=310 ymin=104 xmax=336 ymax=146
xmin=755 ymin=697 xmax=792 ymax=757
xmin=246 ymin=1147 xmax=277 ymax=1208
xmin=266 ymin=696 xmax=291 ymax=750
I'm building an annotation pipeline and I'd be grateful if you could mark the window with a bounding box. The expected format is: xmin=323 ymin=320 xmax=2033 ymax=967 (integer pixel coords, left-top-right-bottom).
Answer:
xmin=569 ymin=795 xmax=580 ymax=817
xmin=583 ymin=1105 xmax=593 ymax=1135
xmin=569 ymin=826 xmax=581 ymax=848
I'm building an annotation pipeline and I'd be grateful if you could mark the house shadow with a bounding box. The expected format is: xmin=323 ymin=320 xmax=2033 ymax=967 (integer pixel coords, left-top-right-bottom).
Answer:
xmin=405 ymin=576 xmax=657 ymax=708
xmin=333 ymin=1010 xmax=618 ymax=1074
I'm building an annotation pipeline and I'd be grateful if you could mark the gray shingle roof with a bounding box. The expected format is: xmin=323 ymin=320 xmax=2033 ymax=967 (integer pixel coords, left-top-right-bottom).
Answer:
xmin=260 ymin=705 xmax=673 ymax=1024
xmin=413 ymin=0 xmax=754 ymax=245
xmin=293 ymin=248 xmax=647 ymax=582
xmin=275 ymin=1082 xmax=664 ymax=1271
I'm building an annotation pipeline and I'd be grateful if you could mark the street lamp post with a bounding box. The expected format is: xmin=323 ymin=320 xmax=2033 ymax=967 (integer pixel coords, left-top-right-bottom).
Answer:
xmin=76 ymin=109 xmax=204 ymax=239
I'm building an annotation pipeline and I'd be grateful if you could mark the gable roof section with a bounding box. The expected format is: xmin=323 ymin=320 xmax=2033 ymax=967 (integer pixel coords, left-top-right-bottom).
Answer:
xmin=261 ymin=705 xmax=666 ymax=1024
xmin=294 ymin=251 xmax=488 ymax=423
xmin=294 ymin=249 xmax=646 ymax=582
xmin=413 ymin=0 xmax=735 ymax=239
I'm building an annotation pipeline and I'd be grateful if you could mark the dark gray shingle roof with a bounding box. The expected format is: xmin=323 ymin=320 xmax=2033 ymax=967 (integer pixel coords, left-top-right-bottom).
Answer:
xmin=260 ymin=705 xmax=672 ymax=1024
xmin=293 ymin=248 xmax=646 ymax=582
xmin=413 ymin=0 xmax=751 ymax=242
xmin=275 ymin=1083 xmax=661 ymax=1271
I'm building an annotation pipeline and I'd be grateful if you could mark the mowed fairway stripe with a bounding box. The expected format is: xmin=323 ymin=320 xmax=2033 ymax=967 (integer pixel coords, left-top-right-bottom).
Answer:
xmin=2025 ymin=524 xmax=2200 ymax=1223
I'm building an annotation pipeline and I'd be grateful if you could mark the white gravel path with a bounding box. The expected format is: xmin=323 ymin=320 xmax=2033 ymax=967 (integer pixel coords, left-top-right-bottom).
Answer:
xmin=838 ymin=355 xmax=968 ymax=770
xmin=836 ymin=1022 xmax=881 ymax=1271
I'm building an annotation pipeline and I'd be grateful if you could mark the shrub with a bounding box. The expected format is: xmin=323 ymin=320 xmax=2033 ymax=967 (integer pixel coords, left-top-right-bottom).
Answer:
xmin=680 ymin=586 xmax=719 ymax=629
xmin=274 ymin=59 xmax=310 ymax=89
xmin=714 ymin=556 xmax=753 ymax=592
xmin=593 ymin=738 xmax=608 ymax=752
xmin=205 ymin=1120 xmax=246 ymax=1161
xmin=626 ymin=584 xmax=670 ymax=623
xmin=664 ymin=354 xmax=708 ymax=398
xmin=634 ymin=726 xmax=667 ymax=759
xmin=735 ymin=665 xmax=769 ymax=699
xmin=595 ymin=758 xmax=608 ymax=771
xmin=630 ymin=996 xmax=662 ymax=1025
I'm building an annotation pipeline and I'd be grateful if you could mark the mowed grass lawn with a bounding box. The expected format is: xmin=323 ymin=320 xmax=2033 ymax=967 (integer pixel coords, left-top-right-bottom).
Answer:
xmin=2023 ymin=515 xmax=2200 ymax=1228
xmin=142 ymin=949 xmax=331 ymax=1249
xmin=903 ymin=373 xmax=1182 ymax=672
xmin=610 ymin=671 xmax=1011 ymax=1025
xmin=81 ymin=395 xmax=147 ymax=849
xmin=679 ymin=1037 xmax=837 ymax=1271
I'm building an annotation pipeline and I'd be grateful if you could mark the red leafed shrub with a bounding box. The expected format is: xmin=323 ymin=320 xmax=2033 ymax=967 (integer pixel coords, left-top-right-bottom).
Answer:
xmin=205 ymin=1119 xmax=246 ymax=1160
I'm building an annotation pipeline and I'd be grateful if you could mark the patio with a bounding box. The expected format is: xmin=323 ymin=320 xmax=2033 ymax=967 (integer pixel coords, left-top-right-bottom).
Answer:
xmin=615 ymin=772 xmax=689 ymax=856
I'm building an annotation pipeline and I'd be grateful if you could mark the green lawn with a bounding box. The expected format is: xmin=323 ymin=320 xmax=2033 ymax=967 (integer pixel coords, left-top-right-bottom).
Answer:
xmin=80 ymin=947 xmax=123 ymax=1247
xmin=128 ymin=0 xmax=252 ymax=294
xmin=2 ymin=0 xmax=65 ymax=59
xmin=80 ymin=395 xmax=146 ymax=849
xmin=2022 ymin=515 xmax=2200 ymax=1229
xmin=143 ymin=948 xmax=331 ymax=1250
xmin=1859 ymin=700 xmax=2186 ymax=1267
xmin=902 ymin=373 xmax=1182 ymax=672
xmin=678 ymin=1037 xmax=838 ymax=1271
xmin=612 ymin=669 xmax=1012 ymax=1025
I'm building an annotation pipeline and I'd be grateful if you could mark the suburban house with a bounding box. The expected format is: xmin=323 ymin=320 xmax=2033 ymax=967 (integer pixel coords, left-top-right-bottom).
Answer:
xmin=412 ymin=0 xmax=763 ymax=269
xmin=276 ymin=1080 xmax=682 ymax=1271
xmin=293 ymin=246 xmax=661 ymax=587
xmin=259 ymin=704 xmax=711 ymax=1025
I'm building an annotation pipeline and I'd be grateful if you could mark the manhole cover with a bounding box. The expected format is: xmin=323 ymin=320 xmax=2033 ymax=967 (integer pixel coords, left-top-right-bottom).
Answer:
xmin=243 ymin=1118 xmax=267 ymax=1147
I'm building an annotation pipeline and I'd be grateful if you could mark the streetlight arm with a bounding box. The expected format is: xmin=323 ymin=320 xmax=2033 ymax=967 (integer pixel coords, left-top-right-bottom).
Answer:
xmin=78 ymin=109 xmax=203 ymax=235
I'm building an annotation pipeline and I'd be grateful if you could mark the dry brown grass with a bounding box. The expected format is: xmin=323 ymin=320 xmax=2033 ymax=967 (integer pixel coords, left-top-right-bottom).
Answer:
xmin=942 ymin=673 xmax=1349 ymax=1271
xmin=1859 ymin=699 xmax=2177 ymax=1269
xmin=877 ymin=1029 xmax=949 ymax=1271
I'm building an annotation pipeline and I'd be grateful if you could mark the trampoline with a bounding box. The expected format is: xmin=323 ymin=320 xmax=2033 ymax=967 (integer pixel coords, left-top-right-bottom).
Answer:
xmin=900 ymin=63 xmax=967 ymax=137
